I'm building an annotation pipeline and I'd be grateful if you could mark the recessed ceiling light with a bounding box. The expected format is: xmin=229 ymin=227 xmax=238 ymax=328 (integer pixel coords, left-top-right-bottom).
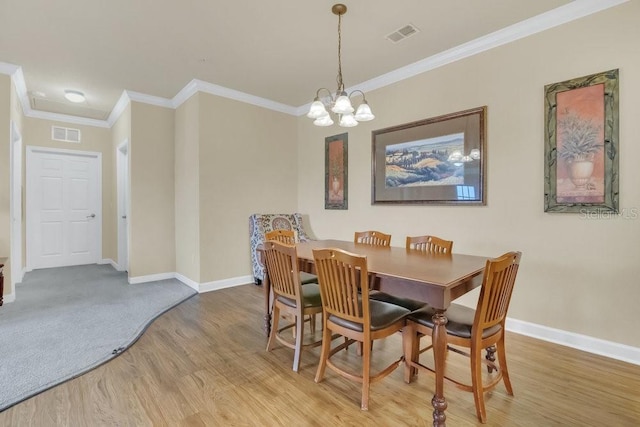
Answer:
xmin=64 ymin=90 xmax=86 ymax=103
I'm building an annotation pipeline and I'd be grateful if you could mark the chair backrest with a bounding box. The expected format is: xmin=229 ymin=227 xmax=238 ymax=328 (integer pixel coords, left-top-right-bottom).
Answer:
xmin=265 ymin=229 xmax=296 ymax=245
xmin=263 ymin=241 xmax=303 ymax=305
xmin=354 ymin=230 xmax=391 ymax=247
xmin=474 ymin=252 xmax=522 ymax=334
xmin=406 ymin=235 xmax=453 ymax=254
xmin=313 ymin=248 xmax=370 ymax=326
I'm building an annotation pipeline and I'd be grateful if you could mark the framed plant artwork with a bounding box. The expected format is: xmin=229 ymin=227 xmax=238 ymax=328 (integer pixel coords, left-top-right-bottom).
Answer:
xmin=544 ymin=69 xmax=619 ymax=213
xmin=371 ymin=107 xmax=486 ymax=205
xmin=325 ymin=133 xmax=348 ymax=210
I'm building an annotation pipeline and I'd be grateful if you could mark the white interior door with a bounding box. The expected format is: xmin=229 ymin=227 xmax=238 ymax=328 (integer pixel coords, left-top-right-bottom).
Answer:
xmin=117 ymin=140 xmax=129 ymax=272
xmin=10 ymin=121 xmax=23 ymax=284
xmin=26 ymin=147 xmax=102 ymax=270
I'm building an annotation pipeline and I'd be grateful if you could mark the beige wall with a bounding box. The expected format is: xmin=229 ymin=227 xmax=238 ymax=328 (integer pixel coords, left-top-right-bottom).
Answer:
xmin=297 ymin=2 xmax=640 ymax=348
xmin=198 ymin=93 xmax=298 ymax=283
xmin=174 ymin=94 xmax=201 ymax=282
xmin=129 ymin=102 xmax=175 ymax=277
xmin=22 ymin=117 xmax=115 ymax=262
xmin=0 ymin=75 xmax=10 ymax=296
xmin=111 ymin=103 xmax=131 ymax=269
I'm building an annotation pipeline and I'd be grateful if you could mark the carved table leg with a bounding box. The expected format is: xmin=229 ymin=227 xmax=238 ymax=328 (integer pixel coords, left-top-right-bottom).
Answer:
xmin=485 ymin=345 xmax=496 ymax=373
xmin=263 ymin=273 xmax=272 ymax=337
xmin=431 ymin=310 xmax=448 ymax=426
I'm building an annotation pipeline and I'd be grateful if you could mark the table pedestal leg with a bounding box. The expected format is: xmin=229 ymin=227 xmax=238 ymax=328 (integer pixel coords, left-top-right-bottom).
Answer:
xmin=432 ymin=310 xmax=448 ymax=426
xmin=263 ymin=274 xmax=272 ymax=337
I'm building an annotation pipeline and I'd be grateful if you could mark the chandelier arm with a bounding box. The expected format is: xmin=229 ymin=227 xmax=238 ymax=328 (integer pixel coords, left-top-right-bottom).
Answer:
xmin=348 ymin=89 xmax=366 ymax=101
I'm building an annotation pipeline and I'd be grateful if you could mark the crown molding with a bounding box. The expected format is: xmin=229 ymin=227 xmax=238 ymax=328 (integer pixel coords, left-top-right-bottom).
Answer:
xmin=173 ymin=79 xmax=298 ymax=115
xmin=5 ymin=0 xmax=628 ymax=124
xmin=296 ymin=0 xmax=629 ymax=115
xmin=126 ymin=90 xmax=173 ymax=109
xmin=107 ymin=91 xmax=131 ymax=127
xmin=0 ymin=61 xmax=20 ymax=76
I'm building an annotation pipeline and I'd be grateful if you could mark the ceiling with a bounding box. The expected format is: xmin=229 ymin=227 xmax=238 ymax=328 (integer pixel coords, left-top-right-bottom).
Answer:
xmin=1 ymin=0 xmax=615 ymax=122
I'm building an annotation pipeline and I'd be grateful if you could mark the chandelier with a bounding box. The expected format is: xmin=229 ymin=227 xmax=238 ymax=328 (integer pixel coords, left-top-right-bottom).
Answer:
xmin=306 ymin=4 xmax=375 ymax=127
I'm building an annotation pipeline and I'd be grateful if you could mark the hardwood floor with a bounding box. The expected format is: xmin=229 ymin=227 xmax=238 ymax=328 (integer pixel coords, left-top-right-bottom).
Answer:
xmin=2 ymin=284 xmax=639 ymax=426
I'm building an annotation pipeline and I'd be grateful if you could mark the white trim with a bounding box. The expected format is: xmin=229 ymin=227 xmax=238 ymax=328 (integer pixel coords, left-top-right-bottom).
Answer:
xmin=107 ymin=91 xmax=131 ymax=127
xmin=3 ymin=292 xmax=16 ymax=304
xmin=127 ymin=90 xmax=173 ymax=109
xmin=10 ymin=121 xmax=24 ymax=286
xmin=26 ymin=109 xmax=109 ymax=128
xmin=171 ymin=79 xmax=200 ymax=108
xmin=173 ymin=79 xmax=298 ymax=115
xmin=5 ymin=1 xmax=628 ymax=124
xmin=174 ymin=273 xmax=200 ymax=292
xmin=506 ymin=317 xmax=640 ymax=366
xmin=198 ymin=275 xmax=254 ymax=293
xmin=295 ymin=0 xmax=630 ymax=116
xmin=0 ymin=61 xmax=20 ymax=75
xmin=98 ymin=258 xmax=120 ymax=270
xmin=128 ymin=272 xmax=175 ymax=284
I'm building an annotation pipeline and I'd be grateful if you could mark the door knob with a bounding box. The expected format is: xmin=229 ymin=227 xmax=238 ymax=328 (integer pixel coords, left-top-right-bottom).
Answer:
xmin=122 ymin=215 xmax=127 ymax=219
xmin=87 ymin=213 xmax=96 ymax=218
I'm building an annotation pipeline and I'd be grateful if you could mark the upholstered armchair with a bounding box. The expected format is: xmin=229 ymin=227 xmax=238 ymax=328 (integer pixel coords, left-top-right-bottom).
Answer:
xmin=249 ymin=213 xmax=312 ymax=284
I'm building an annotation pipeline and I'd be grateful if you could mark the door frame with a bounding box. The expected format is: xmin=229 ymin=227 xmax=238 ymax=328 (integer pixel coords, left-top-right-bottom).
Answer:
xmin=25 ymin=146 xmax=103 ymax=271
xmin=116 ymin=139 xmax=129 ymax=272
xmin=10 ymin=121 xmax=23 ymax=285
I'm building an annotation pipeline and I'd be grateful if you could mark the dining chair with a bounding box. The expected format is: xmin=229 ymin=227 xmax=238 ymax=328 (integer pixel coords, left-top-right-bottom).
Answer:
xmin=402 ymin=251 xmax=522 ymax=423
xmin=312 ymin=248 xmax=410 ymax=410
xmin=263 ymin=240 xmax=324 ymax=372
xmin=354 ymin=230 xmax=391 ymax=247
xmin=265 ymin=229 xmax=317 ymax=285
xmin=406 ymin=235 xmax=453 ymax=254
xmin=369 ymin=235 xmax=454 ymax=312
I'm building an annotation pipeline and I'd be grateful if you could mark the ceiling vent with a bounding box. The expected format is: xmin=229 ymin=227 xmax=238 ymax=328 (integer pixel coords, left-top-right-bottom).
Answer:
xmin=386 ymin=24 xmax=420 ymax=43
xmin=52 ymin=126 xmax=81 ymax=143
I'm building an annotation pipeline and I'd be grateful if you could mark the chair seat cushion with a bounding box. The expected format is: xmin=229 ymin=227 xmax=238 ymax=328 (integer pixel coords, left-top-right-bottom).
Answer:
xmin=369 ymin=291 xmax=428 ymax=312
xmin=408 ymin=304 xmax=501 ymax=339
xmin=277 ymin=283 xmax=322 ymax=309
xmin=300 ymin=271 xmax=318 ymax=285
xmin=329 ymin=300 xmax=410 ymax=332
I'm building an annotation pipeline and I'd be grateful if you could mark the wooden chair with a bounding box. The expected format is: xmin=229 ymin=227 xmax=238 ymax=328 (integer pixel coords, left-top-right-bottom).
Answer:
xmin=402 ymin=251 xmax=522 ymax=423
xmin=263 ymin=241 xmax=323 ymax=372
xmin=265 ymin=229 xmax=316 ymax=285
xmin=406 ymin=235 xmax=453 ymax=254
xmin=370 ymin=235 xmax=453 ymax=312
xmin=354 ymin=230 xmax=391 ymax=247
xmin=312 ymin=248 xmax=410 ymax=410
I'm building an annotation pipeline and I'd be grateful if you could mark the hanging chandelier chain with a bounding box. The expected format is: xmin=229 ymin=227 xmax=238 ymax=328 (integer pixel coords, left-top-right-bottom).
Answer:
xmin=336 ymin=12 xmax=344 ymax=92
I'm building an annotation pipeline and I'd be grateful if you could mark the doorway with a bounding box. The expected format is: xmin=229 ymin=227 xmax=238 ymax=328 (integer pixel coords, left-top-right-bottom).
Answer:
xmin=10 ymin=121 xmax=23 ymax=285
xmin=116 ymin=140 xmax=129 ymax=272
xmin=26 ymin=146 xmax=102 ymax=270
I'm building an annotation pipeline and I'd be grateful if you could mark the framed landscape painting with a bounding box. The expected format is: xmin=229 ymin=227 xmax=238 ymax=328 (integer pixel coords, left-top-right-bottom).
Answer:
xmin=371 ymin=107 xmax=486 ymax=205
xmin=544 ymin=69 xmax=619 ymax=213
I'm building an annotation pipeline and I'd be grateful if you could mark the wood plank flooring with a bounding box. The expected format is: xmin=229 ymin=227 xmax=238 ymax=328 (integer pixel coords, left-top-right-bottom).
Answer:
xmin=1 ymin=284 xmax=639 ymax=426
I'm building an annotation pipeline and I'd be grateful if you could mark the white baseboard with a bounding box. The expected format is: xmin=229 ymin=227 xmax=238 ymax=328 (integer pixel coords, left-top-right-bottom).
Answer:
xmin=2 ymin=291 xmax=16 ymax=304
xmin=199 ymin=275 xmax=254 ymax=293
xmin=98 ymin=258 xmax=120 ymax=270
xmin=128 ymin=272 xmax=176 ymax=284
xmin=506 ymin=318 xmax=640 ymax=366
xmin=174 ymin=273 xmax=199 ymax=292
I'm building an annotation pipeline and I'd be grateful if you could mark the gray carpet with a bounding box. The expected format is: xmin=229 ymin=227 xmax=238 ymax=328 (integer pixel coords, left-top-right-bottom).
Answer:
xmin=0 ymin=264 xmax=197 ymax=412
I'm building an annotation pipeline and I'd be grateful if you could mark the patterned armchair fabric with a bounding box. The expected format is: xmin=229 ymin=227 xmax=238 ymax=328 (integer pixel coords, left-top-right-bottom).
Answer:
xmin=249 ymin=213 xmax=312 ymax=283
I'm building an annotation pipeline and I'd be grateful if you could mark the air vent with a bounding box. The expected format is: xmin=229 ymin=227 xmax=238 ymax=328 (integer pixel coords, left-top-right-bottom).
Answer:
xmin=51 ymin=126 xmax=81 ymax=143
xmin=386 ymin=24 xmax=420 ymax=43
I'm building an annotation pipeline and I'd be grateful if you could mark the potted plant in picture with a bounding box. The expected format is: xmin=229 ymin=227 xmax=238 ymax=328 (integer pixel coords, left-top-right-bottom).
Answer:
xmin=557 ymin=109 xmax=603 ymax=189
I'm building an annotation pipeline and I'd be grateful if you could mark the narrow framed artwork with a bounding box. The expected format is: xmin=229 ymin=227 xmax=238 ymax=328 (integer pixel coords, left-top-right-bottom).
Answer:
xmin=371 ymin=106 xmax=486 ymax=205
xmin=325 ymin=133 xmax=348 ymax=210
xmin=544 ymin=69 xmax=619 ymax=213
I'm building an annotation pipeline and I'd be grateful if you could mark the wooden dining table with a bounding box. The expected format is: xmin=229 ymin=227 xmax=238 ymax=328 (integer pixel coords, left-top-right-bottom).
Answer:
xmin=260 ymin=239 xmax=489 ymax=426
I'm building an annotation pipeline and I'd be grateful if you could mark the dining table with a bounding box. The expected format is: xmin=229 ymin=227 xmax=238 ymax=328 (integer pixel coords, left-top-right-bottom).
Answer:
xmin=260 ymin=239 xmax=489 ymax=426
